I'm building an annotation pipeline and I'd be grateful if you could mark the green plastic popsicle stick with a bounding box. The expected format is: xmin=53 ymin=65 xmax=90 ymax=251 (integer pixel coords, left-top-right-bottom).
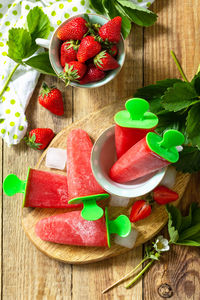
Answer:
xmin=3 ymin=174 xmax=26 ymax=196
xmin=69 ymin=193 xmax=109 ymax=221
xmin=105 ymin=208 xmax=131 ymax=248
xmin=114 ymin=98 xmax=158 ymax=129
xmin=146 ymin=129 xmax=185 ymax=163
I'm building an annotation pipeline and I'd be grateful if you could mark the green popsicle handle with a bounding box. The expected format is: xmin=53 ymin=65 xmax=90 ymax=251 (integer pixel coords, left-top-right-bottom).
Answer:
xmin=114 ymin=98 xmax=158 ymax=129
xmin=158 ymin=130 xmax=185 ymax=149
xmin=81 ymin=198 xmax=104 ymax=221
xmin=68 ymin=193 xmax=109 ymax=221
xmin=125 ymin=98 xmax=149 ymax=121
xmin=3 ymin=174 xmax=26 ymax=196
xmin=105 ymin=208 xmax=131 ymax=248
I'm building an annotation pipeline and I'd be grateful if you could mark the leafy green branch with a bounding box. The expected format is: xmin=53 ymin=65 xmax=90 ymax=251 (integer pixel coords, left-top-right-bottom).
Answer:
xmin=89 ymin=0 xmax=157 ymax=39
xmin=0 ymin=7 xmax=56 ymax=99
xmin=134 ymin=51 xmax=200 ymax=173
xmin=102 ymin=203 xmax=200 ymax=293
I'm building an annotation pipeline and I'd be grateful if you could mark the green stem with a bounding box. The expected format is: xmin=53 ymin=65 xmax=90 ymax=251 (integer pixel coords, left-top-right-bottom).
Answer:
xmin=125 ymin=259 xmax=154 ymax=289
xmin=170 ymin=50 xmax=189 ymax=82
xmin=102 ymin=256 xmax=149 ymax=294
xmin=0 ymin=63 xmax=20 ymax=98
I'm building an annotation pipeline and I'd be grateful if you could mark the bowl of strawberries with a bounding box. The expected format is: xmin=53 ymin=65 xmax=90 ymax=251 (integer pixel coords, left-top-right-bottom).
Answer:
xmin=50 ymin=14 xmax=125 ymax=88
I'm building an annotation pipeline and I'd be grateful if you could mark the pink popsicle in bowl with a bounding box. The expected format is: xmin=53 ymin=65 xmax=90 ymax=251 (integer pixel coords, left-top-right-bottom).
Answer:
xmin=110 ymin=130 xmax=184 ymax=183
xmin=115 ymin=98 xmax=158 ymax=158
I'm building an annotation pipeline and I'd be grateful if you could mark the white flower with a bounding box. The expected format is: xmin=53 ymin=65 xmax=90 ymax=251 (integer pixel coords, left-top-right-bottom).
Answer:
xmin=154 ymin=235 xmax=170 ymax=252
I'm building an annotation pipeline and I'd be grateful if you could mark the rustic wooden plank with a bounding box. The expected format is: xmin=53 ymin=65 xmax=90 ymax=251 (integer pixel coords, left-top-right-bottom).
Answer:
xmin=72 ymin=26 xmax=144 ymax=299
xmin=2 ymin=75 xmax=73 ymax=300
xmin=0 ymin=137 xmax=2 ymax=300
xmin=143 ymin=0 xmax=200 ymax=299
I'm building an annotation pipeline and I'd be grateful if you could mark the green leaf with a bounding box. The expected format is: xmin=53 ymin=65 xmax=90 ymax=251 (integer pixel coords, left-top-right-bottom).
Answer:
xmin=175 ymin=239 xmax=200 ymax=247
xmin=26 ymin=6 xmax=50 ymax=54
xmin=116 ymin=0 xmax=157 ymax=27
xmin=162 ymin=82 xmax=199 ymax=112
xmin=149 ymin=254 xmax=160 ymax=261
xmin=7 ymin=28 xmax=32 ymax=63
xmin=178 ymin=224 xmax=200 ymax=241
xmin=179 ymin=203 xmax=194 ymax=232
xmin=186 ymin=104 xmax=200 ymax=149
xmin=173 ymin=146 xmax=200 ymax=173
xmin=89 ymin=0 xmax=105 ymax=14
xmin=155 ymin=111 xmax=187 ymax=138
xmin=103 ymin=0 xmax=131 ymax=39
xmin=191 ymin=71 xmax=200 ymax=95
xmin=166 ymin=204 xmax=181 ymax=243
xmin=24 ymin=52 xmax=56 ymax=76
xmin=191 ymin=205 xmax=200 ymax=226
xmin=134 ymin=79 xmax=182 ymax=114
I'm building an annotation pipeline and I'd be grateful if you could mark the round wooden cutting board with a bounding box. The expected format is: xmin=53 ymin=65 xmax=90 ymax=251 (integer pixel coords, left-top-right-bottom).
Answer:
xmin=22 ymin=102 xmax=191 ymax=264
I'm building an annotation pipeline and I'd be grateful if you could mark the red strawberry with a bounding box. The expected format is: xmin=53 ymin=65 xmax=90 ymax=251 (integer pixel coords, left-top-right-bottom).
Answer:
xmin=153 ymin=186 xmax=179 ymax=205
xmin=57 ymin=17 xmax=88 ymax=41
xmin=60 ymin=40 xmax=79 ymax=67
xmin=77 ymin=36 xmax=101 ymax=62
xmin=38 ymin=83 xmax=64 ymax=116
xmin=61 ymin=61 xmax=87 ymax=85
xmin=109 ymin=45 xmax=118 ymax=57
xmin=94 ymin=50 xmax=119 ymax=71
xmin=79 ymin=64 xmax=105 ymax=84
xmin=129 ymin=200 xmax=151 ymax=223
xmin=25 ymin=128 xmax=55 ymax=150
xmin=99 ymin=16 xmax=122 ymax=43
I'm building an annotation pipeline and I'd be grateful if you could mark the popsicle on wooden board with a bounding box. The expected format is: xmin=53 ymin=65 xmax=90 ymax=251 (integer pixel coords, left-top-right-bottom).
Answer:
xmin=35 ymin=208 xmax=131 ymax=248
xmin=3 ymin=168 xmax=81 ymax=209
xmin=67 ymin=129 xmax=109 ymax=221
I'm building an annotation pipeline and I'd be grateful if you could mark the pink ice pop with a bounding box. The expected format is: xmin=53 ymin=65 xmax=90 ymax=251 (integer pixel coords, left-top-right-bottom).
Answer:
xmin=110 ymin=130 xmax=184 ymax=183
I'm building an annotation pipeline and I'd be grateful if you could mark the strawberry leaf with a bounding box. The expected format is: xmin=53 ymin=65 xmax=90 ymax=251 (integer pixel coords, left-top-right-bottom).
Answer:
xmin=26 ymin=7 xmax=50 ymax=54
xmin=186 ymin=104 xmax=200 ymax=149
xmin=162 ymin=82 xmax=199 ymax=112
xmin=7 ymin=28 xmax=32 ymax=63
xmin=116 ymin=0 xmax=157 ymax=27
xmin=173 ymin=146 xmax=200 ymax=173
xmin=191 ymin=71 xmax=200 ymax=95
xmin=24 ymin=52 xmax=56 ymax=76
xmin=89 ymin=0 xmax=105 ymax=14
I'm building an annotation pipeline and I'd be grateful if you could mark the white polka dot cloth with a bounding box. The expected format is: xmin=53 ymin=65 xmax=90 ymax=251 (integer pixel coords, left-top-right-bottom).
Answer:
xmin=0 ymin=0 xmax=155 ymax=146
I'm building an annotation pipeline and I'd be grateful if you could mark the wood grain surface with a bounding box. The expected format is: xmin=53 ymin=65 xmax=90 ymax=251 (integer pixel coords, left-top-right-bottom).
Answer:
xmin=21 ymin=103 xmax=190 ymax=263
xmin=1 ymin=0 xmax=200 ymax=299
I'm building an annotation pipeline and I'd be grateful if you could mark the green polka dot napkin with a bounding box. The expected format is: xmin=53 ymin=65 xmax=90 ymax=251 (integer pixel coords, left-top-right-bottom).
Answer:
xmin=0 ymin=0 xmax=154 ymax=146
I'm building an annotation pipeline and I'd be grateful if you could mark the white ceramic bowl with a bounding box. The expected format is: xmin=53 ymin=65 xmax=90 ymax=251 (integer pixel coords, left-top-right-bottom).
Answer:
xmin=91 ymin=126 xmax=167 ymax=198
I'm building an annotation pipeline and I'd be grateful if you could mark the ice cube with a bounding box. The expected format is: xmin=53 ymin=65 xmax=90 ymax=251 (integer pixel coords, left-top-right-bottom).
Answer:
xmin=46 ymin=148 xmax=67 ymax=170
xmin=109 ymin=195 xmax=130 ymax=207
xmin=160 ymin=166 xmax=177 ymax=189
xmin=114 ymin=229 xmax=138 ymax=248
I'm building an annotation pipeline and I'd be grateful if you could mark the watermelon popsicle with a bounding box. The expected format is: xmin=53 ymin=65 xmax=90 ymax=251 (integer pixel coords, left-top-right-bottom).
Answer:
xmin=110 ymin=130 xmax=184 ymax=183
xmin=67 ymin=129 xmax=109 ymax=221
xmin=35 ymin=207 xmax=131 ymax=248
xmin=3 ymin=168 xmax=81 ymax=209
xmin=115 ymin=98 xmax=158 ymax=158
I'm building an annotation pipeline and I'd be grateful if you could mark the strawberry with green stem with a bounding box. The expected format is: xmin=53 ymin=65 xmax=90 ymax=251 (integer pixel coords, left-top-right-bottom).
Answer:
xmin=60 ymin=61 xmax=87 ymax=85
xmin=38 ymin=83 xmax=64 ymax=116
xmin=99 ymin=16 xmax=122 ymax=44
xmin=25 ymin=128 xmax=55 ymax=150
xmin=77 ymin=36 xmax=102 ymax=63
xmin=79 ymin=63 xmax=105 ymax=85
xmin=60 ymin=40 xmax=79 ymax=67
xmin=94 ymin=50 xmax=119 ymax=71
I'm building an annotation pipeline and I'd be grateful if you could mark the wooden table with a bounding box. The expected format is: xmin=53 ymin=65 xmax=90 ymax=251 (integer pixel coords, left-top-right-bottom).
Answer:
xmin=1 ymin=0 xmax=200 ymax=299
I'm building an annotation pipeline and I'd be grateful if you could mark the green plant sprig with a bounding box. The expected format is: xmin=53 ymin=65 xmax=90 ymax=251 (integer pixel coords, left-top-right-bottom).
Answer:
xmin=0 ymin=7 xmax=56 ymax=99
xmin=102 ymin=203 xmax=200 ymax=293
xmin=134 ymin=51 xmax=200 ymax=173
